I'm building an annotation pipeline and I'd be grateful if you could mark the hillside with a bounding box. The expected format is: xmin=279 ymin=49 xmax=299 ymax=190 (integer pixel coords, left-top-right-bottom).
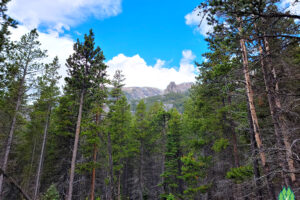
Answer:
xmin=130 ymin=91 xmax=190 ymax=113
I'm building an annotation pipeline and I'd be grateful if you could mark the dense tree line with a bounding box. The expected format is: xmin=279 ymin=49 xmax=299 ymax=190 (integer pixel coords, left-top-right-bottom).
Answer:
xmin=0 ymin=0 xmax=299 ymax=199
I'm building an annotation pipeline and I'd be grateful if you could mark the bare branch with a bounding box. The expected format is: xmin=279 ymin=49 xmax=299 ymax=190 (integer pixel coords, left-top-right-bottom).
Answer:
xmin=0 ymin=168 xmax=32 ymax=200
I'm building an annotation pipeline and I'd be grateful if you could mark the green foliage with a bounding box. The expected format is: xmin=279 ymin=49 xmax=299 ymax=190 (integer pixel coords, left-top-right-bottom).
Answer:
xmin=212 ymin=63 xmax=233 ymax=77
xmin=181 ymin=153 xmax=211 ymax=198
xmin=160 ymin=109 xmax=183 ymax=198
xmin=16 ymin=56 xmax=61 ymax=186
xmin=130 ymin=91 xmax=189 ymax=113
xmin=226 ymin=165 xmax=253 ymax=183
xmin=1 ymin=1 xmax=299 ymax=199
xmin=183 ymin=184 xmax=211 ymax=195
xmin=65 ymin=29 xmax=108 ymax=95
xmin=166 ymin=193 xmax=175 ymax=200
xmin=42 ymin=184 xmax=60 ymax=200
xmin=103 ymin=70 xmax=131 ymax=192
xmin=212 ymin=138 xmax=229 ymax=152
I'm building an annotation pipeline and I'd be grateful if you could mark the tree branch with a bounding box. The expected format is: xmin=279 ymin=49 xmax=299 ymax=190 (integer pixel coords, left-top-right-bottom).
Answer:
xmin=251 ymin=35 xmax=300 ymax=41
xmin=256 ymin=13 xmax=300 ymax=19
xmin=229 ymin=11 xmax=300 ymax=19
xmin=0 ymin=168 xmax=32 ymax=200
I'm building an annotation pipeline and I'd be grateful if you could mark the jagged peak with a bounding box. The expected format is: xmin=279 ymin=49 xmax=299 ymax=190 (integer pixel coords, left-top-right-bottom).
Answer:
xmin=164 ymin=82 xmax=193 ymax=94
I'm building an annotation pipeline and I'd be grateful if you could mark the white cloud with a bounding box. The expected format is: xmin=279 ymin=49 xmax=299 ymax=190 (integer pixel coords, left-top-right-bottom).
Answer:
xmin=10 ymin=27 xmax=196 ymax=89
xmin=7 ymin=0 xmax=122 ymax=29
xmin=106 ymin=50 xmax=196 ymax=89
xmin=185 ymin=8 xmax=213 ymax=37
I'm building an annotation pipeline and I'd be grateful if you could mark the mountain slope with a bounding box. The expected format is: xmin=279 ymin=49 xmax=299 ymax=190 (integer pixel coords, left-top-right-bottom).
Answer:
xmin=123 ymin=82 xmax=193 ymax=101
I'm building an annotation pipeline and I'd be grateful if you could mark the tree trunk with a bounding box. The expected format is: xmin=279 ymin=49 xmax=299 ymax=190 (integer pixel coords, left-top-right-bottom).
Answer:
xmin=117 ymin=173 xmax=121 ymax=200
xmin=177 ymin=150 xmax=184 ymax=196
xmin=237 ymin=19 xmax=276 ymax=199
xmin=90 ymin=113 xmax=100 ymax=200
xmin=257 ymin=41 xmax=290 ymax=186
xmin=139 ymin=143 xmax=144 ymax=200
xmin=239 ymin=29 xmax=265 ymax=167
xmin=262 ymin=37 xmax=297 ymax=185
xmin=226 ymin=96 xmax=240 ymax=168
xmin=66 ymin=90 xmax=84 ymax=200
xmin=227 ymin=96 xmax=241 ymax=200
xmin=33 ymin=105 xmax=51 ymax=200
xmin=89 ymin=143 xmax=97 ymax=200
xmin=247 ymin=102 xmax=263 ymax=200
xmin=107 ymin=132 xmax=114 ymax=200
xmin=231 ymin=125 xmax=239 ymax=167
xmin=25 ymin=135 xmax=37 ymax=192
xmin=0 ymin=68 xmax=26 ymax=198
xmin=161 ymin=115 xmax=167 ymax=195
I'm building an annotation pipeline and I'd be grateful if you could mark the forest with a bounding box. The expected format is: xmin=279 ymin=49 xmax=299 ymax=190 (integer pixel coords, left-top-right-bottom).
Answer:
xmin=0 ymin=0 xmax=299 ymax=199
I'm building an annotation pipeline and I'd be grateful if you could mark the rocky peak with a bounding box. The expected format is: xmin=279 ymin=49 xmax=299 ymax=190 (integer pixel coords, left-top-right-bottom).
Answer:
xmin=165 ymin=82 xmax=177 ymax=93
xmin=164 ymin=82 xmax=193 ymax=94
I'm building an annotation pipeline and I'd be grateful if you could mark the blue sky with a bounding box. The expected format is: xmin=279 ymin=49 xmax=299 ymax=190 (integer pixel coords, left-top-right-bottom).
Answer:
xmin=7 ymin=0 xmax=210 ymax=89
xmin=70 ymin=0 xmax=206 ymax=66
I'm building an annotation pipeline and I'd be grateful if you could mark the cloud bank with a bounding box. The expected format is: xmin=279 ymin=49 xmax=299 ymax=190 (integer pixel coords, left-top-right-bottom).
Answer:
xmin=10 ymin=26 xmax=196 ymax=89
xmin=7 ymin=0 xmax=122 ymax=29
xmin=106 ymin=50 xmax=196 ymax=89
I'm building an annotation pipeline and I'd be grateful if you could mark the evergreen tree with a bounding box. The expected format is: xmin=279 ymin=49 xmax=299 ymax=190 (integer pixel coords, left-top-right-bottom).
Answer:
xmin=161 ymin=109 xmax=183 ymax=199
xmin=0 ymin=0 xmax=17 ymax=93
xmin=33 ymin=57 xmax=61 ymax=199
xmin=133 ymin=100 xmax=149 ymax=199
xmin=105 ymin=70 xmax=131 ymax=200
xmin=13 ymin=57 xmax=60 ymax=199
xmin=0 ymin=29 xmax=46 ymax=197
xmin=65 ymin=29 xmax=108 ymax=200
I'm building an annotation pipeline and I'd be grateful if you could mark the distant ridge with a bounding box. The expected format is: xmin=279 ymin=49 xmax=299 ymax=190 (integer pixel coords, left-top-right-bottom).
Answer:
xmin=122 ymin=82 xmax=193 ymax=101
xmin=122 ymin=87 xmax=163 ymax=101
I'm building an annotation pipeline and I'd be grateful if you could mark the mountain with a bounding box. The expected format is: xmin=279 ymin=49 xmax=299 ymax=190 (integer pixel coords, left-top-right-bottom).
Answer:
xmin=164 ymin=82 xmax=193 ymax=94
xmin=123 ymin=82 xmax=194 ymax=113
xmin=130 ymin=91 xmax=189 ymax=113
xmin=122 ymin=87 xmax=163 ymax=101
xmin=122 ymin=82 xmax=193 ymax=101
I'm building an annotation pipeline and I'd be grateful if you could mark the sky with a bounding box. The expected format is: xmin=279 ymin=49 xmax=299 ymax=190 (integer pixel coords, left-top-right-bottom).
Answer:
xmin=7 ymin=0 xmax=298 ymax=89
xmin=6 ymin=0 xmax=211 ymax=89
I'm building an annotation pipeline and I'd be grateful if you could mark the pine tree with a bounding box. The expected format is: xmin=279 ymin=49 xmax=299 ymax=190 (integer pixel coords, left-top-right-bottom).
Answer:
xmin=13 ymin=57 xmax=60 ymax=198
xmin=105 ymin=70 xmax=131 ymax=200
xmin=0 ymin=29 xmax=46 ymax=197
xmin=133 ymin=100 xmax=149 ymax=199
xmin=161 ymin=109 xmax=183 ymax=199
xmin=0 ymin=0 xmax=17 ymax=91
xmin=65 ymin=29 xmax=108 ymax=200
xmin=146 ymin=102 xmax=169 ymax=198
xmin=33 ymin=57 xmax=61 ymax=199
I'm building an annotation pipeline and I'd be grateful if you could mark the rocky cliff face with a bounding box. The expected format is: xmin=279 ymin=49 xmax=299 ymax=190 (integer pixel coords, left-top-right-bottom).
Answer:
xmin=164 ymin=82 xmax=193 ymax=94
xmin=122 ymin=82 xmax=193 ymax=100
xmin=122 ymin=87 xmax=163 ymax=100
